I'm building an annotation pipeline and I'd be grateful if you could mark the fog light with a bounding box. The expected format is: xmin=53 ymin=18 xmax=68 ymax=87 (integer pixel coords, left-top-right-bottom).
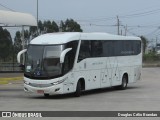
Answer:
xmin=24 ymin=87 xmax=29 ymax=91
xmin=24 ymin=80 xmax=30 ymax=85
xmin=55 ymin=88 xmax=60 ymax=92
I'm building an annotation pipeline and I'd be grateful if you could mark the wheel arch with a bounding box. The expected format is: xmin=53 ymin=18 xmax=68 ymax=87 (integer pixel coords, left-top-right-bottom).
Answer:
xmin=78 ymin=78 xmax=85 ymax=90
xmin=123 ymin=72 xmax=129 ymax=83
xmin=74 ymin=77 xmax=85 ymax=97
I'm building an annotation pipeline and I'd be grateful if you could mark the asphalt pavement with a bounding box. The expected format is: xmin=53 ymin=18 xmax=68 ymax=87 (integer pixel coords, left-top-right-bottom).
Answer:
xmin=0 ymin=68 xmax=160 ymax=120
xmin=0 ymin=73 xmax=23 ymax=78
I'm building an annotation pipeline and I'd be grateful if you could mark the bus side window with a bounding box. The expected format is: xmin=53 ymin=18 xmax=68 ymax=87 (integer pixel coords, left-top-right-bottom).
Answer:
xmin=78 ymin=41 xmax=91 ymax=62
xmin=63 ymin=51 xmax=71 ymax=74
xmin=63 ymin=41 xmax=78 ymax=74
xmin=91 ymin=41 xmax=103 ymax=57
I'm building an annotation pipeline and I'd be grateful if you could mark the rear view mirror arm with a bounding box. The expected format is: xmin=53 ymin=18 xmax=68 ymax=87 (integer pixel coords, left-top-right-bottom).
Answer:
xmin=60 ymin=48 xmax=72 ymax=63
xmin=17 ymin=49 xmax=27 ymax=63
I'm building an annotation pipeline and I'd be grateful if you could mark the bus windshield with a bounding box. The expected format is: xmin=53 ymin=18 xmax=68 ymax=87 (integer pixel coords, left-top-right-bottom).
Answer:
xmin=25 ymin=45 xmax=64 ymax=79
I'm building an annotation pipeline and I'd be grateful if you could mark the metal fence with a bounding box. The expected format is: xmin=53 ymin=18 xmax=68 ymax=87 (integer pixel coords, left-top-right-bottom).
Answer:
xmin=0 ymin=62 xmax=22 ymax=73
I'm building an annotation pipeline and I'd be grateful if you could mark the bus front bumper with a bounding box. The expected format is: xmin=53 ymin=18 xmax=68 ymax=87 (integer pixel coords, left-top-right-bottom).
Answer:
xmin=24 ymin=83 xmax=64 ymax=95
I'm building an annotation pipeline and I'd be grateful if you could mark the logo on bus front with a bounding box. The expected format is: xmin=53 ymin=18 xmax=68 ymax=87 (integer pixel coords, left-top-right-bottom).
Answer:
xmin=36 ymin=71 xmax=41 ymax=76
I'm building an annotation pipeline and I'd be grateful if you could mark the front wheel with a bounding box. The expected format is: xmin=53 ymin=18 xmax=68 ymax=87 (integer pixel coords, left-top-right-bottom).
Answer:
xmin=120 ymin=75 xmax=128 ymax=90
xmin=74 ymin=81 xmax=81 ymax=97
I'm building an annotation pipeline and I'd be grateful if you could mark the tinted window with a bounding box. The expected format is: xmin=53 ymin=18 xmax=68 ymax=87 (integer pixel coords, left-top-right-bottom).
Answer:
xmin=103 ymin=40 xmax=141 ymax=57
xmin=78 ymin=41 xmax=91 ymax=62
xmin=78 ymin=40 xmax=141 ymax=61
xmin=63 ymin=41 xmax=78 ymax=74
xmin=91 ymin=41 xmax=103 ymax=57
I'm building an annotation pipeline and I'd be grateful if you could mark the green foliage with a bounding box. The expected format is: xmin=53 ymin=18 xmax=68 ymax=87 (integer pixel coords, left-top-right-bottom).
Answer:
xmin=140 ymin=36 xmax=148 ymax=54
xmin=0 ymin=19 xmax=83 ymax=63
xmin=61 ymin=19 xmax=83 ymax=32
xmin=14 ymin=29 xmax=30 ymax=55
xmin=143 ymin=52 xmax=160 ymax=62
xmin=43 ymin=20 xmax=59 ymax=33
xmin=24 ymin=30 xmax=30 ymax=40
xmin=30 ymin=26 xmax=37 ymax=38
xmin=14 ymin=31 xmax=22 ymax=55
xmin=38 ymin=20 xmax=44 ymax=32
xmin=29 ymin=20 xmax=59 ymax=38
xmin=0 ymin=27 xmax=13 ymax=61
xmin=52 ymin=21 xmax=59 ymax=32
xmin=29 ymin=19 xmax=82 ymax=39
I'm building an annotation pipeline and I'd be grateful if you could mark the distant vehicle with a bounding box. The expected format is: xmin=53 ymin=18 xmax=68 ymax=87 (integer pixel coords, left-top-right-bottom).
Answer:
xmin=17 ymin=32 xmax=142 ymax=97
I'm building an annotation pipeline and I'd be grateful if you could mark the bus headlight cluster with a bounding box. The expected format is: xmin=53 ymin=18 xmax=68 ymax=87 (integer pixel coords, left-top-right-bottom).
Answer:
xmin=51 ymin=77 xmax=68 ymax=85
xmin=24 ymin=80 xmax=30 ymax=85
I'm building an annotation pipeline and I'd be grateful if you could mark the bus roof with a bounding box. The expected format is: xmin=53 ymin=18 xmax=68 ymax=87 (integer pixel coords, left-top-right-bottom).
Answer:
xmin=30 ymin=32 xmax=141 ymax=45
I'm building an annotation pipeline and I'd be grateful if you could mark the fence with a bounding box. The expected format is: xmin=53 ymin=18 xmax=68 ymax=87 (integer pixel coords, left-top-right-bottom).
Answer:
xmin=0 ymin=62 xmax=22 ymax=73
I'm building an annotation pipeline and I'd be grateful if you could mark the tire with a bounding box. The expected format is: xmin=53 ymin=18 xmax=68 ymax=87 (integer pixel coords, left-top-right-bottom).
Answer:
xmin=119 ymin=75 xmax=128 ymax=90
xmin=74 ymin=81 xmax=81 ymax=97
xmin=44 ymin=93 xmax=50 ymax=97
xmin=115 ymin=75 xmax=128 ymax=90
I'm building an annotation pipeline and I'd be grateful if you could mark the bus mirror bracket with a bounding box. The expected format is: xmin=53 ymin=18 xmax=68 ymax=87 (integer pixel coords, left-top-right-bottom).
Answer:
xmin=17 ymin=49 xmax=27 ymax=63
xmin=60 ymin=48 xmax=72 ymax=63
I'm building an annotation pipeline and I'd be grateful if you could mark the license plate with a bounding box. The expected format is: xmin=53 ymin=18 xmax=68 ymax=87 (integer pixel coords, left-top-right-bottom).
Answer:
xmin=37 ymin=90 xmax=44 ymax=94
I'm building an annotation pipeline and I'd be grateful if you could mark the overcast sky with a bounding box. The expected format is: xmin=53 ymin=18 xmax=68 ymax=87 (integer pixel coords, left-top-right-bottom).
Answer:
xmin=1 ymin=0 xmax=160 ymax=44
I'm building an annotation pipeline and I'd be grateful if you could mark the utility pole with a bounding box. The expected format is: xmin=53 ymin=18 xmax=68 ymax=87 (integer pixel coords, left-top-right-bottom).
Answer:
xmin=21 ymin=26 xmax=25 ymax=64
xmin=124 ymin=24 xmax=127 ymax=36
xmin=156 ymin=36 xmax=158 ymax=46
xmin=117 ymin=16 xmax=120 ymax=35
xmin=156 ymin=36 xmax=158 ymax=52
xmin=121 ymin=29 xmax=123 ymax=35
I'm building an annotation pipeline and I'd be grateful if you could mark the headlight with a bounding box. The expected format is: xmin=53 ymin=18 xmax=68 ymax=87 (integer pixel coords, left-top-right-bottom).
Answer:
xmin=51 ymin=77 xmax=68 ymax=85
xmin=24 ymin=80 xmax=30 ymax=85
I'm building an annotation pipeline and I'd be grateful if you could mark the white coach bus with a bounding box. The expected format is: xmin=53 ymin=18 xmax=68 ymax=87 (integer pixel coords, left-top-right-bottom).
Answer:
xmin=17 ymin=32 xmax=142 ymax=97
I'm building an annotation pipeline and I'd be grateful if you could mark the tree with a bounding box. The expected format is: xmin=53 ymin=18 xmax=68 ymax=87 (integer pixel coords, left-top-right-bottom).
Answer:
xmin=0 ymin=27 xmax=13 ymax=61
xmin=52 ymin=21 xmax=59 ymax=32
xmin=30 ymin=26 xmax=37 ymax=39
xmin=43 ymin=20 xmax=59 ymax=33
xmin=29 ymin=20 xmax=59 ymax=37
xmin=30 ymin=19 xmax=82 ymax=35
xmin=61 ymin=19 xmax=83 ymax=32
xmin=140 ymin=36 xmax=148 ymax=54
xmin=38 ymin=20 xmax=44 ymax=34
xmin=24 ymin=30 xmax=30 ymax=40
xmin=14 ymin=29 xmax=30 ymax=54
xmin=14 ymin=31 xmax=22 ymax=55
xmin=15 ymin=19 xmax=83 ymax=49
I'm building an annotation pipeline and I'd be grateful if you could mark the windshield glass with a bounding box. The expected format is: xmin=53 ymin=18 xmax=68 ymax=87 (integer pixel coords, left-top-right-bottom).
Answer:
xmin=25 ymin=45 xmax=64 ymax=79
xmin=43 ymin=46 xmax=62 ymax=76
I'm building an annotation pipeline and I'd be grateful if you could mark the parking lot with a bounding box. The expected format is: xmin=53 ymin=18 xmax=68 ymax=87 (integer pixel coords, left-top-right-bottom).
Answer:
xmin=0 ymin=68 xmax=160 ymax=119
xmin=0 ymin=67 xmax=160 ymax=111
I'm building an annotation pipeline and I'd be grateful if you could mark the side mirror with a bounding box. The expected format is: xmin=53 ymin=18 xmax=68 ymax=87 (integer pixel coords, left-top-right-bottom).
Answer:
xmin=60 ymin=48 xmax=72 ymax=63
xmin=17 ymin=49 xmax=27 ymax=63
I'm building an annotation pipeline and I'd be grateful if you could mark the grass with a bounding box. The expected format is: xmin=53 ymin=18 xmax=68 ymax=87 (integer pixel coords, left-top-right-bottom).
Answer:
xmin=0 ymin=77 xmax=23 ymax=85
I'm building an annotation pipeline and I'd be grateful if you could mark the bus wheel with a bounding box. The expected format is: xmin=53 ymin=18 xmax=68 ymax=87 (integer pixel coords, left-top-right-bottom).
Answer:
xmin=44 ymin=93 xmax=50 ymax=97
xmin=120 ymin=75 xmax=128 ymax=90
xmin=74 ymin=81 xmax=81 ymax=97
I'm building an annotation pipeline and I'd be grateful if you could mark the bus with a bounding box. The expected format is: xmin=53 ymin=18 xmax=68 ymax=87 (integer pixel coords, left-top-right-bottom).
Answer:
xmin=17 ymin=32 xmax=142 ymax=97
